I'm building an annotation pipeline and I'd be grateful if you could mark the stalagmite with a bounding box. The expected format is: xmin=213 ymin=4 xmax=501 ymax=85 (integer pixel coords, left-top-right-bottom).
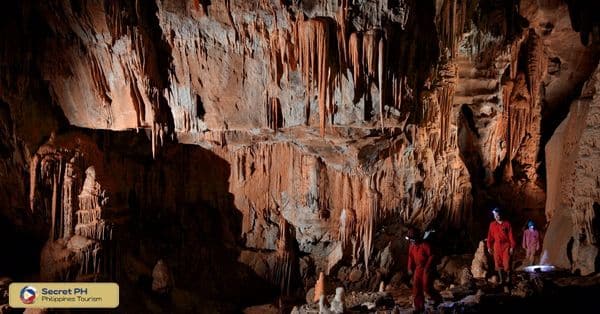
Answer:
xmin=319 ymin=295 xmax=332 ymax=314
xmin=313 ymin=272 xmax=325 ymax=303
xmin=471 ymin=240 xmax=489 ymax=279
xmin=61 ymin=159 xmax=78 ymax=239
xmin=329 ymin=287 xmax=345 ymax=314
xmin=152 ymin=259 xmax=173 ymax=294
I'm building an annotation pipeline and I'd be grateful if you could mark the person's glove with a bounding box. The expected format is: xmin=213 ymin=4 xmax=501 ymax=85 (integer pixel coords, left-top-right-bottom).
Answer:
xmin=488 ymin=248 xmax=492 ymax=255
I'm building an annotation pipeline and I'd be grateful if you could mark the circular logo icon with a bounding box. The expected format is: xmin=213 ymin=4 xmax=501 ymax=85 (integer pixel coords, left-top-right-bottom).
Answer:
xmin=19 ymin=286 xmax=36 ymax=304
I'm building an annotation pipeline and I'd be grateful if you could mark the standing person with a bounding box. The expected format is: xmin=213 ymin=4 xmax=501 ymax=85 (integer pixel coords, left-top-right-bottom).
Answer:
xmin=487 ymin=207 xmax=516 ymax=284
xmin=522 ymin=220 xmax=540 ymax=266
xmin=406 ymin=227 xmax=438 ymax=313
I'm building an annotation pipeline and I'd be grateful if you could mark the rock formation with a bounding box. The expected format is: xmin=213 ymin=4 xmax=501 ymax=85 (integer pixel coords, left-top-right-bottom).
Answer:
xmin=542 ymin=64 xmax=600 ymax=275
xmin=314 ymin=272 xmax=326 ymax=303
xmin=471 ymin=240 xmax=489 ymax=279
xmin=329 ymin=287 xmax=345 ymax=314
xmin=30 ymin=134 xmax=115 ymax=281
xmin=152 ymin=259 xmax=173 ymax=294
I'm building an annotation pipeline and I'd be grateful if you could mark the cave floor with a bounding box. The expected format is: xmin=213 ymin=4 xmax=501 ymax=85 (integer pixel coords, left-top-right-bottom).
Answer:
xmin=265 ymin=270 xmax=600 ymax=314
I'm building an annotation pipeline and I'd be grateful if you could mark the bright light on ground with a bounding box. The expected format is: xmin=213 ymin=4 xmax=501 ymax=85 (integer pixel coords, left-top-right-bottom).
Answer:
xmin=523 ymin=265 xmax=556 ymax=273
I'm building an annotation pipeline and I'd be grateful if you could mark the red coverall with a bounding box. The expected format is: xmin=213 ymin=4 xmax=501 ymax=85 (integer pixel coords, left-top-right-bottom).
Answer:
xmin=487 ymin=220 xmax=516 ymax=270
xmin=408 ymin=242 xmax=434 ymax=312
xmin=522 ymin=228 xmax=540 ymax=265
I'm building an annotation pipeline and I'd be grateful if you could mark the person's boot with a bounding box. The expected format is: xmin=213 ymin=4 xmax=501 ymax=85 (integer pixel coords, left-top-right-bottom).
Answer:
xmin=498 ymin=270 xmax=504 ymax=285
xmin=505 ymin=271 xmax=511 ymax=284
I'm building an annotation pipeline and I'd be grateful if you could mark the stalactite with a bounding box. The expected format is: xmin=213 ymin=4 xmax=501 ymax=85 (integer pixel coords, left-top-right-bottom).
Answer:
xmin=340 ymin=208 xmax=348 ymax=246
xmin=437 ymin=86 xmax=453 ymax=154
xmin=361 ymin=194 xmax=374 ymax=276
xmin=29 ymin=154 xmax=39 ymax=212
xmin=436 ymin=59 xmax=456 ymax=155
xmin=88 ymin=53 xmax=112 ymax=107
xmin=150 ymin=119 xmax=156 ymax=157
xmin=269 ymin=30 xmax=284 ymax=87
xmin=351 ymin=237 xmax=360 ymax=267
xmin=273 ymin=218 xmax=293 ymax=295
xmin=265 ymin=96 xmax=281 ymax=130
xmin=362 ymin=30 xmax=379 ymax=79
xmin=327 ymin=67 xmax=335 ymax=126
xmin=317 ymin=22 xmax=329 ymax=137
xmin=508 ymin=34 xmax=527 ymax=80
xmin=348 ymin=32 xmax=361 ymax=93
xmin=224 ymin=0 xmax=238 ymax=41
xmin=336 ymin=0 xmax=349 ymax=69
xmin=93 ymin=244 xmax=101 ymax=274
xmin=438 ymin=0 xmax=468 ymax=56
xmin=62 ymin=160 xmax=75 ymax=239
xmin=501 ymin=80 xmax=514 ymax=177
xmin=503 ymin=73 xmax=530 ymax=180
xmin=51 ymin=164 xmax=58 ymax=241
xmin=378 ymin=37 xmax=385 ymax=132
xmin=296 ymin=17 xmax=333 ymax=136
xmin=227 ymin=136 xmax=472 ymax=278
xmin=526 ymin=29 xmax=546 ymax=124
xmin=393 ymin=75 xmax=406 ymax=111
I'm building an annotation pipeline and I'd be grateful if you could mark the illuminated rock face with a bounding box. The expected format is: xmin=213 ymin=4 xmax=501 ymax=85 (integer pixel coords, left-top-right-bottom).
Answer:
xmin=543 ymin=65 xmax=600 ymax=274
xmin=0 ymin=0 xmax=599 ymax=310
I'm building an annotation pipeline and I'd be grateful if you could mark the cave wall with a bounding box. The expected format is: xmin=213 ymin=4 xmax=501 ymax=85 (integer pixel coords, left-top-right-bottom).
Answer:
xmin=25 ymin=130 xmax=280 ymax=311
xmin=0 ymin=101 xmax=45 ymax=279
xmin=13 ymin=0 xmax=478 ymax=280
xmin=543 ymin=65 xmax=600 ymax=275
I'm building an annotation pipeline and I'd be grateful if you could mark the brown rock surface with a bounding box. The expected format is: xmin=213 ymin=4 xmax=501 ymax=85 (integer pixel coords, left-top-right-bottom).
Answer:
xmin=543 ymin=64 xmax=600 ymax=274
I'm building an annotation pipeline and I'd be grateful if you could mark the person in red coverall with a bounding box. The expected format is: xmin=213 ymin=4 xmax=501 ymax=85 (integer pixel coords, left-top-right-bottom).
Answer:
xmin=487 ymin=207 xmax=516 ymax=284
xmin=407 ymin=227 xmax=437 ymax=313
xmin=522 ymin=220 xmax=540 ymax=266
